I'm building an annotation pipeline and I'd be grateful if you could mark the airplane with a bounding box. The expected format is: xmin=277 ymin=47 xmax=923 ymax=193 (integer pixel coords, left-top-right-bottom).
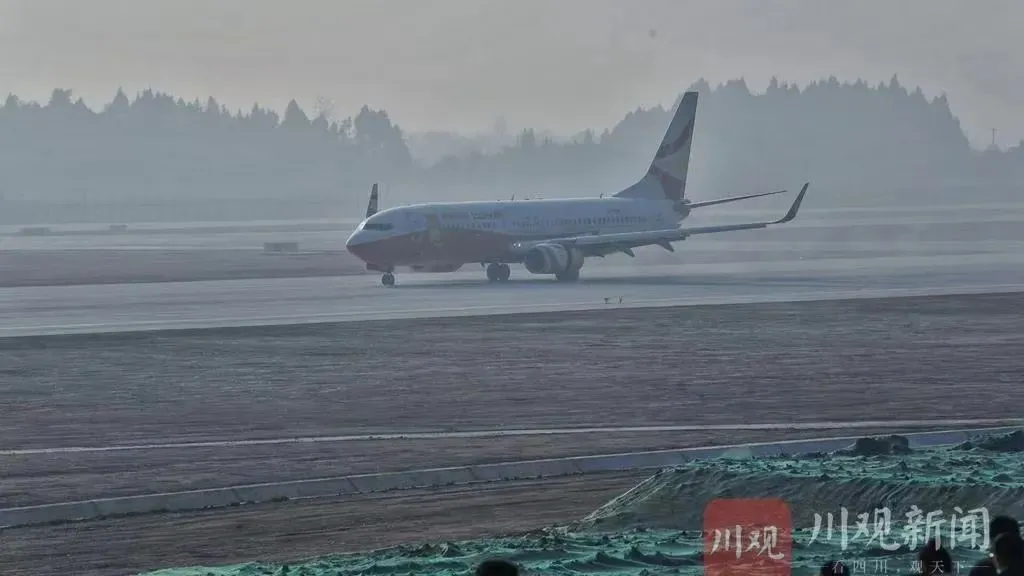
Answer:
xmin=345 ymin=91 xmax=809 ymax=286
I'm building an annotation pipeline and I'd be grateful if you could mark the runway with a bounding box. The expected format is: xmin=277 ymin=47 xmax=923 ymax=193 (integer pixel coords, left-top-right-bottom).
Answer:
xmin=3 ymin=251 xmax=1024 ymax=337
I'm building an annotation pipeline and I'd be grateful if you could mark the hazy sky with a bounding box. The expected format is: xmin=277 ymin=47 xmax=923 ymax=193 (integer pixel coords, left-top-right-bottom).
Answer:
xmin=2 ymin=0 xmax=1022 ymax=148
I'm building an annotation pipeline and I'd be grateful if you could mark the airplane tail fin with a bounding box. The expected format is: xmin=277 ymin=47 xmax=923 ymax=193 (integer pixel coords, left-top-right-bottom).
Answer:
xmin=365 ymin=183 xmax=379 ymax=218
xmin=614 ymin=91 xmax=698 ymax=203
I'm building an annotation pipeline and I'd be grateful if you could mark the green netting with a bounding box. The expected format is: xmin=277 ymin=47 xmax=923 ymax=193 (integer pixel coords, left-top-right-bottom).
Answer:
xmin=139 ymin=527 xmax=993 ymax=576
xmin=139 ymin=432 xmax=1024 ymax=576
xmin=577 ymin=433 xmax=1024 ymax=532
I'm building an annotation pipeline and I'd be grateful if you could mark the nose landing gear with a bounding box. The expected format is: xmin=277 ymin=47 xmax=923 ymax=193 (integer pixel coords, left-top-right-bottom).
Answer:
xmin=381 ymin=272 xmax=395 ymax=286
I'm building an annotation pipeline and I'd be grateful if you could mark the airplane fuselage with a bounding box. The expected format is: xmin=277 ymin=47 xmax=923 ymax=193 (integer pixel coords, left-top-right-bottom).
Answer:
xmin=343 ymin=91 xmax=808 ymax=286
xmin=345 ymin=197 xmax=687 ymax=270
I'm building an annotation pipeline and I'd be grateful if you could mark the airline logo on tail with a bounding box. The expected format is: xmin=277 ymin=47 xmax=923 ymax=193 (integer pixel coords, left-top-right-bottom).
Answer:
xmin=649 ymin=110 xmax=695 ymax=203
xmin=615 ymin=91 xmax=698 ymax=205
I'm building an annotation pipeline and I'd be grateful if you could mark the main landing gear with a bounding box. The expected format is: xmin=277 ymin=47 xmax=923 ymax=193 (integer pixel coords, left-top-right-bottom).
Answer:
xmin=555 ymin=269 xmax=580 ymax=282
xmin=381 ymin=272 xmax=395 ymax=286
xmin=485 ymin=263 xmax=511 ymax=282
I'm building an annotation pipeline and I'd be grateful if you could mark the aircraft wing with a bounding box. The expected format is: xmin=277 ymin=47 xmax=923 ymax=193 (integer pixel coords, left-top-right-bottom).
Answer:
xmin=510 ymin=182 xmax=809 ymax=258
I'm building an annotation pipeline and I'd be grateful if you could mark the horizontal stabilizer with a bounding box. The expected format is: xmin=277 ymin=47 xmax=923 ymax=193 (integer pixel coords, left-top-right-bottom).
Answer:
xmin=686 ymin=189 xmax=786 ymax=209
xmin=510 ymin=182 xmax=810 ymax=256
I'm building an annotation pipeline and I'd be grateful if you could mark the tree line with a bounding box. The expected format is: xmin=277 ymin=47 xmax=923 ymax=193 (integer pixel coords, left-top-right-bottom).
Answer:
xmin=1 ymin=76 xmax=1021 ymax=223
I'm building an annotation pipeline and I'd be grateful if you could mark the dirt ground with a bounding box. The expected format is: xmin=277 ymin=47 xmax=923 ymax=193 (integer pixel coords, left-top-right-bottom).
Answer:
xmin=2 ymin=292 xmax=1023 ymax=574
xmin=0 ymin=472 xmax=649 ymax=576
xmin=4 ymin=427 xmax=921 ymax=506
xmin=2 ymin=292 xmax=1021 ymax=448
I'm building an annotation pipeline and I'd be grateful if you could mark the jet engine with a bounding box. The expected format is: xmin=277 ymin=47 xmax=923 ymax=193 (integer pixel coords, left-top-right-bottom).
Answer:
xmin=523 ymin=243 xmax=584 ymax=275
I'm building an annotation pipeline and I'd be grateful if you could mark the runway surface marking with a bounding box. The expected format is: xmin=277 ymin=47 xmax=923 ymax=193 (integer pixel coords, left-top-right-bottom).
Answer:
xmin=4 ymin=419 xmax=1019 ymax=456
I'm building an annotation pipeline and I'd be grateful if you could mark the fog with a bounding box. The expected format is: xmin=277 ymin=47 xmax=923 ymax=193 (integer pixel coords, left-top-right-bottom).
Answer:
xmin=1 ymin=0 xmax=1023 ymax=224
xmin=4 ymin=0 xmax=1024 ymax=140
xmin=0 ymin=76 xmax=1022 ymax=225
xmin=5 ymin=7 xmax=1024 ymax=576
xmin=1 ymin=0 xmax=1023 ymax=287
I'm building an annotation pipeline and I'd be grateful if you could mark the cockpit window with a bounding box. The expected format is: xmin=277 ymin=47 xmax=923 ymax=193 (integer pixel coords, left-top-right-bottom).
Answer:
xmin=363 ymin=222 xmax=393 ymax=231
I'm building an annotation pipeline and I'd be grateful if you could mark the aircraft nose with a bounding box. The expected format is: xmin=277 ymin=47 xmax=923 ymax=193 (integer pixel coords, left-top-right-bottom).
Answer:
xmin=345 ymin=230 xmax=364 ymax=255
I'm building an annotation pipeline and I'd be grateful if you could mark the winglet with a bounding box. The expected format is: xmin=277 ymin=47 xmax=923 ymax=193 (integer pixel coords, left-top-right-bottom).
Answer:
xmin=365 ymin=183 xmax=379 ymax=218
xmin=773 ymin=182 xmax=809 ymax=224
